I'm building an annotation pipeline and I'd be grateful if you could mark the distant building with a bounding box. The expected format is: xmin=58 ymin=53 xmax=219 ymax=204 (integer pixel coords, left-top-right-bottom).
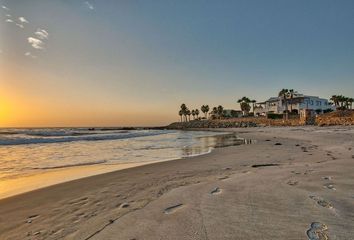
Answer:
xmin=255 ymin=93 xmax=333 ymax=116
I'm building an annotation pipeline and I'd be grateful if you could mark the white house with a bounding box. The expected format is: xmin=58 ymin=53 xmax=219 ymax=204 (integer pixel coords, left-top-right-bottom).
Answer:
xmin=255 ymin=93 xmax=333 ymax=115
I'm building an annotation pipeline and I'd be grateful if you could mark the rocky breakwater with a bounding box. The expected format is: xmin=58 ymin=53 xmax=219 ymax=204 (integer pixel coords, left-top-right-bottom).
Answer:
xmin=167 ymin=118 xmax=260 ymax=129
xmin=316 ymin=110 xmax=354 ymax=126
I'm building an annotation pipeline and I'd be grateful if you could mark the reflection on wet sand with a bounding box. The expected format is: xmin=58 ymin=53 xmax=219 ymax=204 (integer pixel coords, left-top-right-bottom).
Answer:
xmin=182 ymin=134 xmax=254 ymax=157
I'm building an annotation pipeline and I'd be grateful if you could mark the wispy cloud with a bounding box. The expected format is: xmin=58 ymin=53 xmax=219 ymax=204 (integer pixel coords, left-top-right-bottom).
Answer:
xmin=28 ymin=37 xmax=44 ymax=49
xmin=25 ymin=52 xmax=37 ymax=58
xmin=84 ymin=1 xmax=94 ymax=10
xmin=1 ymin=5 xmax=9 ymax=11
xmin=5 ymin=19 xmax=13 ymax=23
xmin=16 ymin=23 xmax=24 ymax=28
xmin=34 ymin=28 xmax=49 ymax=39
xmin=18 ymin=17 xmax=29 ymax=23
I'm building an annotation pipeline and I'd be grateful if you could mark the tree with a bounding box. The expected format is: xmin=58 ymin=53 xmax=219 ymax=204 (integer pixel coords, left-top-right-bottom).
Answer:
xmin=211 ymin=107 xmax=218 ymax=118
xmin=217 ymin=105 xmax=224 ymax=119
xmin=195 ymin=109 xmax=200 ymax=119
xmin=180 ymin=104 xmax=188 ymax=122
xmin=178 ymin=110 xmax=183 ymax=122
xmin=191 ymin=110 xmax=196 ymax=120
xmin=330 ymin=95 xmax=340 ymax=108
xmin=237 ymin=97 xmax=251 ymax=116
xmin=278 ymin=89 xmax=289 ymax=119
xmin=186 ymin=109 xmax=191 ymax=121
xmin=201 ymin=105 xmax=210 ymax=118
xmin=288 ymin=89 xmax=295 ymax=112
xmin=250 ymin=99 xmax=257 ymax=114
xmin=348 ymin=98 xmax=354 ymax=109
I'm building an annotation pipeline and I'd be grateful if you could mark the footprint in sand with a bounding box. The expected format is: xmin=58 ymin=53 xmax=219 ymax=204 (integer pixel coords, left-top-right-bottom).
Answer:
xmin=210 ymin=187 xmax=222 ymax=195
xmin=26 ymin=214 xmax=39 ymax=223
xmin=323 ymin=183 xmax=336 ymax=191
xmin=306 ymin=222 xmax=329 ymax=240
xmin=309 ymin=196 xmax=333 ymax=209
xmin=287 ymin=180 xmax=298 ymax=186
xmin=164 ymin=203 xmax=184 ymax=214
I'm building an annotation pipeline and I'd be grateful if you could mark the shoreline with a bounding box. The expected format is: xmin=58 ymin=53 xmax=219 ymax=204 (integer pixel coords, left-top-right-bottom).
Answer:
xmin=0 ymin=131 xmax=237 ymax=199
xmin=1 ymin=126 xmax=353 ymax=239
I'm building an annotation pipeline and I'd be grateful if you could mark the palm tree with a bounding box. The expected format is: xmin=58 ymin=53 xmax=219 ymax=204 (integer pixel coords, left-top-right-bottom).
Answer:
xmin=348 ymin=98 xmax=354 ymax=109
xmin=237 ymin=97 xmax=251 ymax=116
xmin=201 ymin=105 xmax=210 ymax=118
xmin=211 ymin=107 xmax=218 ymax=118
xmin=330 ymin=95 xmax=340 ymax=109
xmin=180 ymin=104 xmax=188 ymax=122
xmin=251 ymin=99 xmax=257 ymax=114
xmin=278 ymin=89 xmax=289 ymax=119
xmin=195 ymin=109 xmax=200 ymax=119
xmin=186 ymin=109 xmax=191 ymax=121
xmin=178 ymin=110 xmax=183 ymax=122
xmin=191 ymin=110 xmax=196 ymax=120
xmin=217 ymin=105 xmax=224 ymax=119
xmin=288 ymin=89 xmax=295 ymax=112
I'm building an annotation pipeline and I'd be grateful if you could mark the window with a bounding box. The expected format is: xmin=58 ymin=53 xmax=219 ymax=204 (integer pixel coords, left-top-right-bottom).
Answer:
xmin=310 ymin=100 xmax=314 ymax=105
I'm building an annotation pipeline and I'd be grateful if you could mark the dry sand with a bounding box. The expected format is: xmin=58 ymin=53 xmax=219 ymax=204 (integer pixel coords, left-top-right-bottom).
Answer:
xmin=0 ymin=126 xmax=353 ymax=239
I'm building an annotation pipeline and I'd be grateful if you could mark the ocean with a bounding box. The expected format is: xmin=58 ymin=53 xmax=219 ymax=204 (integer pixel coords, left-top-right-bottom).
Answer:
xmin=0 ymin=128 xmax=246 ymax=182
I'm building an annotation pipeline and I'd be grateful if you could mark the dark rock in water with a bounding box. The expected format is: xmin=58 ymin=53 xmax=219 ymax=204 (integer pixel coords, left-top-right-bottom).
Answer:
xmin=274 ymin=142 xmax=282 ymax=145
xmin=252 ymin=163 xmax=279 ymax=168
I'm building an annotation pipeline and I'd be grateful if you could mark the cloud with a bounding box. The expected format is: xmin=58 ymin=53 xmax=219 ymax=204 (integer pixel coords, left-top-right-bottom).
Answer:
xmin=6 ymin=14 xmax=11 ymax=17
xmin=1 ymin=5 xmax=9 ymax=11
xmin=18 ymin=17 xmax=29 ymax=23
xmin=34 ymin=28 xmax=49 ymax=39
xmin=5 ymin=19 xmax=13 ymax=23
xmin=16 ymin=23 xmax=24 ymax=28
xmin=25 ymin=52 xmax=37 ymax=58
xmin=28 ymin=37 xmax=44 ymax=49
xmin=84 ymin=1 xmax=94 ymax=10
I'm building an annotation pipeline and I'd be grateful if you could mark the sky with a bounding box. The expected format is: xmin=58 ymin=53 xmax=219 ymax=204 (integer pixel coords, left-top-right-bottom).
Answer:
xmin=1 ymin=0 xmax=354 ymax=127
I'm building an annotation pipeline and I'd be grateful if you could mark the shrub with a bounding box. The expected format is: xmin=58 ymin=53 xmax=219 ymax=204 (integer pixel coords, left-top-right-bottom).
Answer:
xmin=267 ymin=113 xmax=283 ymax=119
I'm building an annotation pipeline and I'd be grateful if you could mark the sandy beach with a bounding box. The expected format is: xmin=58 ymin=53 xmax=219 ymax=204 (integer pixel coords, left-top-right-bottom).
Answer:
xmin=1 ymin=126 xmax=353 ymax=240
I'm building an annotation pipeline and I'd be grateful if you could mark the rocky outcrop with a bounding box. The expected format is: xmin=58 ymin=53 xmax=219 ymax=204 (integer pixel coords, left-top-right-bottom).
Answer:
xmin=167 ymin=117 xmax=301 ymax=129
xmin=316 ymin=110 xmax=354 ymax=126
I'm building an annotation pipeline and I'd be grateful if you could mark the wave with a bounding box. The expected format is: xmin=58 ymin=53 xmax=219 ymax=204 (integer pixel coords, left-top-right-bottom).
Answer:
xmin=0 ymin=130 xmax=168 ymax=146
xmin=31 ymin=160 xmax=107 ymax=170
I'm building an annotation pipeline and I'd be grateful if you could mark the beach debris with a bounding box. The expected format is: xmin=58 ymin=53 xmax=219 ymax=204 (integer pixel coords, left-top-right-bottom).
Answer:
xmin=287 ymin=180 xmax=298 ymax=186
xmin=274 ymin=142 xmax=282 ymax=145
xmin=251 ymin=163 xmax=279 ymax=168
xmin=120 ymin=203 xmax=130 ymax=208
xmin=309 ymin=195 xmax=333 ymax=209
xmin=164 ymin=203 xmax=184 ymax=214
xmin=210 ymin=187 xmax=221 ymax=195
xmin=306 ymin=222 xmax=329 ymax=240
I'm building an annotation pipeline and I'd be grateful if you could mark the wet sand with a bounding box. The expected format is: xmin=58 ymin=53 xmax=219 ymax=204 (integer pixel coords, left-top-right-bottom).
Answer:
xmin=0 ymin=126 xmax=353 ymax=239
